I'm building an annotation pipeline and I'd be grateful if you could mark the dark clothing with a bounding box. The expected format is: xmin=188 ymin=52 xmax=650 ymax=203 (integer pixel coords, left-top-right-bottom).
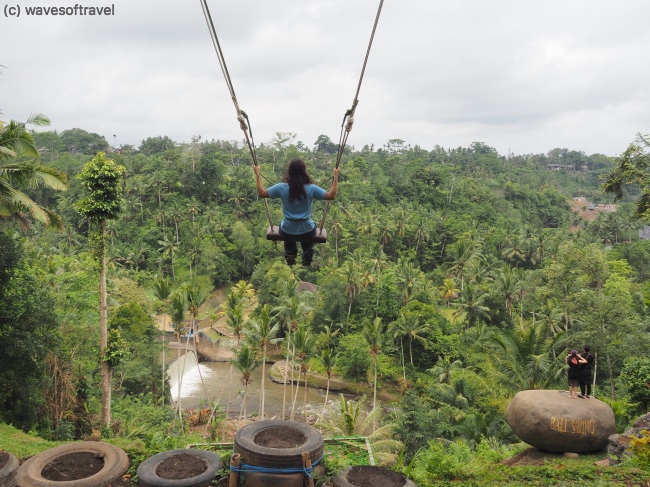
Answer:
xmin=567 ymin=355 xmax=581 ymax=387
xmin=579 ymin=352 xmax=594 ymax=396
xmin=279 ymin=227 xmax=317 ymax=265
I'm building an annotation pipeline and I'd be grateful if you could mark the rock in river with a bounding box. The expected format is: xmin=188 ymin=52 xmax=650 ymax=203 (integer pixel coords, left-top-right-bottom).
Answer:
xmin=506 ymin=390 xmax=615 ymax=453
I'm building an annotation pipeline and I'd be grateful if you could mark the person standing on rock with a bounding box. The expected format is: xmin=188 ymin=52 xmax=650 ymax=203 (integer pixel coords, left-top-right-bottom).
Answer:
xmin=578 ymin=345 xmax=595 ymax=398
xmin=566 ymin=349 xmax=587 ymax=399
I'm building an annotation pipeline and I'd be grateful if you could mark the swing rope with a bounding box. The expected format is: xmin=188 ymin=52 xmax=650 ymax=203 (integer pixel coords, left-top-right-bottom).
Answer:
xmin=200 ymin=0 xmax=385 ymax=235
xmin=319 ymin=0 xmax=385 ymax=232
xmin=199 ymin=0 xmax=275 ymax=230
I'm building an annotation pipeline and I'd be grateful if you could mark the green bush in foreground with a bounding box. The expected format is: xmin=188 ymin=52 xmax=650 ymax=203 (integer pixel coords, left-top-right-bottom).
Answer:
xmin=402 ymin=437 xmax=649 ymax=487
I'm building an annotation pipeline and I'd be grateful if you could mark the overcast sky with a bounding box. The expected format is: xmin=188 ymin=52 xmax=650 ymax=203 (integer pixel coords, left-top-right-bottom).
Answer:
xmin=2 ymin=0 xmax=649 ymax=157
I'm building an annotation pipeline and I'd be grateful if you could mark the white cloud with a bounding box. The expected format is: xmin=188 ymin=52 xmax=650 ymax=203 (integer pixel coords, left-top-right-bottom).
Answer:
xmin=2 ymin=0 xmax=649 ymax=156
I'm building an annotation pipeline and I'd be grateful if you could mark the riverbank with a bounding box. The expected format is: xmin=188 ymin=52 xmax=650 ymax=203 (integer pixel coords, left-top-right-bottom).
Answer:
xmin=267 ymin=360 xmax=398 ymax=403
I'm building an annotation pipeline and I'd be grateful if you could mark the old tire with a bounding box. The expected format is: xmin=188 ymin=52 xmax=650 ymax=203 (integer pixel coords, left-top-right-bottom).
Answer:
xmin=15 ymin=442 xmax=129 ymax=487
xmin=234 ymin=420 xmax=324 ymax=469
xmin=332 ymin=466 xmax=416 ymax=487
xmin=137 ymin=449 xmax=222 ymax=487
xmin=0 ymin=452 xmax=19 ymax=485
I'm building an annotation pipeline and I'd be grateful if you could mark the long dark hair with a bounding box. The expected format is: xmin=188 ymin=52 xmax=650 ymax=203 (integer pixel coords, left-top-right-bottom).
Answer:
xmin=284 ymin=158 xmax=311 ymax=202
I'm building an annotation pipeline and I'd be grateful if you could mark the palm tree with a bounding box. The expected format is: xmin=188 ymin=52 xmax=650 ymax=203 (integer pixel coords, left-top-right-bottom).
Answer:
xmin=273 ymin=283 xmax=313 ymax=419
xmin=448 ymin=239 xmax=480 ymax=290
xmin=502 ymin=237 xmax=526 ymax=268
xmin=245 ymin=305 xmax=282 ymax=419
xmin=157 ymin=236 xmax=178 ymax=280
xmin=338 ymin=259 xmax=362 ymax=318
xmin=328 ymin=206 xmax=345 ymax=264
xmin=231 ymin=345 xmax=261 ymax=422
xmin=290 ymin=324 xmax=316 ymax=421
xmin=453 ymin=284 xmax=490 ymax=330
xmin=390 ymin=312 xmax=428 ymax=367
xmin=412 ymin=213 xmax=431 ymax=255
xmin=428 ymin=357 xmax=463 ymax=384
xmin=155 ymin=208 xmax=167 ymax=239
xmin=377 ymin=219 xmax=395 ymax=251
xmin=0 ymin=113 xmax=68 ymax=228
xmin=439 ymin=278 xmax=460 ymax=307
xmin=168 ymin=203 xmax=184 ymax=243
xmin=227 ymin=301 xmax=245 ymax=345
xmin=183 ymin=283 xmax=209 ymax=403
xmin=317 ymin=348 xmax=337 ymax=418
xmin=363 ymin=317 xmax=384 ymax=430
xmin=231 ymin=280 xmax=256 ymax=304
xmin=318 ymin=323 xmax=340 ymax=350
xmin=394 ymin=258 xmax=423 ymax=305
xmin=126 ymin=239 xmax=147 ymax=271
xmin=493 ymin=265 xmax=521 ymax=318
xmin=323 ymin=394 xmax=403 ymax=466
xmin=152 ymin=277 xmax=172 ymax=406
xmin=187 ymin=199 xmax=200 ymax=225
xmin=481 ymin=324 xmax=564 ymax=393
xmin=536 ymin=299 xmax=564 ymax=338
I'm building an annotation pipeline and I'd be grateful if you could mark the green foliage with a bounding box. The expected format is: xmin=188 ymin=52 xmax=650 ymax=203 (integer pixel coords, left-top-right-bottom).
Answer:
xmin=335 ymin=333 xmax=371 ymax=383
xmin=109 ymin=301 xmax=155 ymax=341
xmin=0 ymin=234 xmax=61 ymax=431
xmin=604 ymin=133 xmax=650 ymax=218
xmin=629 ymin=430 xmax=650 ymax=470
xmin=619 ymin=357 xmax=650 ymax=413
xmin=60 ymin=128 xmax=109 ymax=154
xmin=105 ymin=328 xmax=128 ymax=367
xmin=7 ymin=127 xmax=650 ymax=469
xmin=409 ymin=440 xmax=473 ymax=482
xmin=76 ymin=152 xmax=125 ymax=222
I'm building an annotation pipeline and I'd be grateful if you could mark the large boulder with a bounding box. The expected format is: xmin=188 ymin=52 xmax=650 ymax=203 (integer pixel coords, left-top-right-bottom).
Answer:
xmin=506 ymin=390 xmax=615 ymax=453
xmin=607 ymin=412 xmax=650 ymax=464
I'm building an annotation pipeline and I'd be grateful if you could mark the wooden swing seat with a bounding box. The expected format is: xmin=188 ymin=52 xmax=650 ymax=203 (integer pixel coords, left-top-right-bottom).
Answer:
xmin=266 ymin=226 xmax=327 ymax=243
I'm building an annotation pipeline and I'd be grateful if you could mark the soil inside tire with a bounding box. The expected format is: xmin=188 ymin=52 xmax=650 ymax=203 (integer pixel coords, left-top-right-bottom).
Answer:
xmin=156 ymin=453 xmax=208 ymax=480
xmin=347 ymin=466 xmax=409 ymax=487
xmin=0 ymin=451 xmax=8 ymax=470
xmin=254 ymin=427 xmax=307 ymax=448
xmin=41 ymin=452 xmax=105 ymax=481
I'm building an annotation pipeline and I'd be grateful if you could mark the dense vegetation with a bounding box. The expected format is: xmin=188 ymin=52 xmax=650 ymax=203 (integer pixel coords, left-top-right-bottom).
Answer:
xmin=1 ymin=122 xmax=650 ymax=482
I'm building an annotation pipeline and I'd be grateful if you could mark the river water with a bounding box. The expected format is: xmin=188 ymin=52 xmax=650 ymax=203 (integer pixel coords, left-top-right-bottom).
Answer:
xmin=170 ymin=361 xmax=340 ymax=419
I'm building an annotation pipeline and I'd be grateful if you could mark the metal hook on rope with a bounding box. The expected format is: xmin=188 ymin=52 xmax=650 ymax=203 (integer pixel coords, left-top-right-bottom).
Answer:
xmin=345 ymin=116 xmax=354 ymax=133
xmin=237 ymin=114 xmax=248 ymax=132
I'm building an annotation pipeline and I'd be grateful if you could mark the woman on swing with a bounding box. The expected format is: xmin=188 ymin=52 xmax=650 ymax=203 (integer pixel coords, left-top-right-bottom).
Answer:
xmin=254 ymin=159 xmax=339 ymax=266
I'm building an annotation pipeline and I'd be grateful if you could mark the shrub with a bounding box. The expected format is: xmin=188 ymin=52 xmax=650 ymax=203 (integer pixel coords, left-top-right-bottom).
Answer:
xmin=410 ymin=440 xmax=472 ymax=484
xmin=629 ymin=429 xmax=650 ymax=470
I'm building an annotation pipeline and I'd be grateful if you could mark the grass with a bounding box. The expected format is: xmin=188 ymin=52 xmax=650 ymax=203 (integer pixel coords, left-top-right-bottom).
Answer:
xmin=408 ymin=446 xmax=650 ymax=487
xmin=0 ymin=423 xmax=60 ymax=459
xmin=2 ymin=423 xmax=648 ymax=487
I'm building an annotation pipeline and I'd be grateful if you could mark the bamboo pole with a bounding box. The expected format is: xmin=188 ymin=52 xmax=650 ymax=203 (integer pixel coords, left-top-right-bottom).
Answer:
xmin=228 ymin=453 xmax=240 ymax=487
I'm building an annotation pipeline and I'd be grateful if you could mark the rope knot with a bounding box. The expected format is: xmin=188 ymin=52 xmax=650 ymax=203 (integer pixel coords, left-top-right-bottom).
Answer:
xmin=237 ymin=114 xmax=248 ymax=131
xmin=345 ymin=116 xmax=355 ymax=133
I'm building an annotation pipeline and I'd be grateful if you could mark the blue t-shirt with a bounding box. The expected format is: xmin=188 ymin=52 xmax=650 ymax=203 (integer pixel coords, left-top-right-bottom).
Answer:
xmin=267 ymin=183 xmax=327 ymax=235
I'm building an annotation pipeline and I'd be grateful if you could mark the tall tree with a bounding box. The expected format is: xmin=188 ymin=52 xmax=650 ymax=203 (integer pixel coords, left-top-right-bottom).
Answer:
xmin=290 ymin=324 xmax=316 ymax=421
xmin=245 ymin=305 xmax=282 ymax=419
xmin=604 ymin=133 xmax=650 ymax=218
xmin=76 ymin=152 xmax=125 ymax=428
xmin=231 ymin=345 xmax=261 ymax=422
xmin=318 ymin=347 xmax=337 ymax=419
xmin=363 ymin=317 xmax=384 ymax=430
